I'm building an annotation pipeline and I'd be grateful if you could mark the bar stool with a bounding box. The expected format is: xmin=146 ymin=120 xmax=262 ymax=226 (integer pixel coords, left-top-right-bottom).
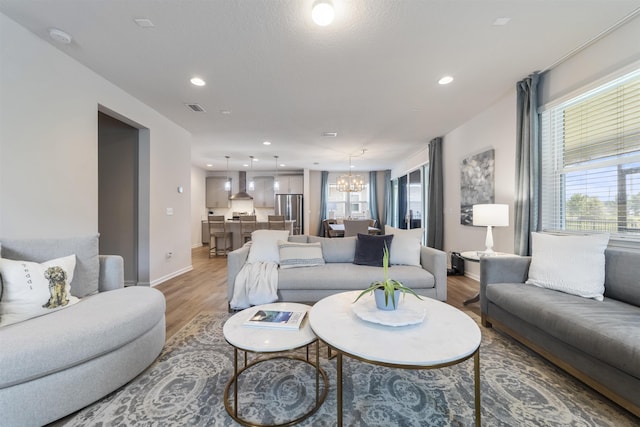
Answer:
xmin=240 ymin=215 xmax=257 ymax=244
xmin=267 ymin=215 xmax=286 ymax=230
xmin=208 ymin=215 xmax=232 ymax=257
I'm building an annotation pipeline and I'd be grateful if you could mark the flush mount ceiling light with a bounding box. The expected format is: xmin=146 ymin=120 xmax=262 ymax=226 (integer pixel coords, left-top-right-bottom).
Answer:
xmin=190 ymin=77 xmax=206 ymax=86
xmin=438 ymin=76 xmax=454 ymax=85
xmin=49 ymin=28 xmax=72 ymax=44
xmin=312 ymin=1 xmax=335 ymax=26
xmin=263 ymin=141 xmax=271 ymax=145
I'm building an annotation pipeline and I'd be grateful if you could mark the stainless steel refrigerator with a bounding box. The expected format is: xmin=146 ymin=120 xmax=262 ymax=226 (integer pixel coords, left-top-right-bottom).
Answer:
xmin=275 ymin=194 xmax=303 ymax=235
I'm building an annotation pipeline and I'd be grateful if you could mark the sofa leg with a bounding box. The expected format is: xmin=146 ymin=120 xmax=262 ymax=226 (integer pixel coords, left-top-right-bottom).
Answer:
xmin=481 ymin=314 xmax=492 ymax=328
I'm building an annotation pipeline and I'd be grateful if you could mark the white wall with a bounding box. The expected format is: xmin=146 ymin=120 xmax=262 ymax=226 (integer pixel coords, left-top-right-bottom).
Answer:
xmin=0 ymin=13 xmax=193 ymax=285
xmin=541 ymin=15 xmax=640 ymax=106
xmin=441 ymin=92 xmax=516 ymax=279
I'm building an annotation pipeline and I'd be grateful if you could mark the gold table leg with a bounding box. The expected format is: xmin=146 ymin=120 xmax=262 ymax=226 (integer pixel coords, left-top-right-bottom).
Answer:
xmin=337 ymin=352 xmax=343 ymax=427
xmin=474 ymin=349 xmax=481 ymax=426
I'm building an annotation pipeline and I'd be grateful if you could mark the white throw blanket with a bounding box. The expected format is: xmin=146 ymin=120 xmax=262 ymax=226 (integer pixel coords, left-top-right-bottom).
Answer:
xmin=230 ymin=262 xmax=279 ymax=309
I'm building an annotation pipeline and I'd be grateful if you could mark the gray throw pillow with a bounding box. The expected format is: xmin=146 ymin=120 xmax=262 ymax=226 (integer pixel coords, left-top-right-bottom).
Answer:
xmin=353 ymin=233 xmax=393 ymax=267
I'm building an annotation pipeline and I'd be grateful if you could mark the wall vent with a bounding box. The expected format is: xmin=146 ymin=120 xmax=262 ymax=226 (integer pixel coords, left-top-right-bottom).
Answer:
xmin=186 ymin=103 xmax=206 ymax=112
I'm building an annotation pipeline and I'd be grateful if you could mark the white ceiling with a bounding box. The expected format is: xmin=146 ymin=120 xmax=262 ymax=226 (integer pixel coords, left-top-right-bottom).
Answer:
xmin=2 ymin=0 xmax=640 ymax=172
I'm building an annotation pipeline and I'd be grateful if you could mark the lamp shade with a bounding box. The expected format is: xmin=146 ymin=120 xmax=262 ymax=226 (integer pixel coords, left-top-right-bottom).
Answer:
xmin=472 ymin=204 xmax=509 ymax=227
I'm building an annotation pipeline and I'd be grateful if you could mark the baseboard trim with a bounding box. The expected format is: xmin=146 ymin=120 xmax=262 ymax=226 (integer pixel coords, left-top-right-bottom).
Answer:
xmin=465 ymin=271 xmax=479 ymax=281
xmin=150 ymin=265 xmax=193 ymax=287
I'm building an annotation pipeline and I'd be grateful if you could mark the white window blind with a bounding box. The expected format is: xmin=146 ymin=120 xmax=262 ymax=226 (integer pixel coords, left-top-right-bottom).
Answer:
xmin=540 ymin=68 xmax=640 ymax=239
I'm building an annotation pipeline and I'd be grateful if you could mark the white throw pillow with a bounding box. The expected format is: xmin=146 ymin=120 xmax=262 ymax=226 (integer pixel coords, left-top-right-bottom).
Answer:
xmin=0 ymin=255 xmax=79 ymax=327
xmin=278 ymin=240 xmax=325 ymax=269
xmin=384 ymin=225 xmax=423 ymax=267
xmin=525 ymin=232 xmax=609 ymax=301
xmin=247 ymin=230 xmax=290 ymax=264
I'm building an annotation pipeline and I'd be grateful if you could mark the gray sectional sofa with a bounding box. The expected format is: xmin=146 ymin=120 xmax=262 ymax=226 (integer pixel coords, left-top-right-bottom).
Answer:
xmin=0 ymin=236 xmax=166 ymax=427
xmin=228 ymin=235 xmax=447 ymax=307
xmin=480 ymin=247 xmax=640 ymax=417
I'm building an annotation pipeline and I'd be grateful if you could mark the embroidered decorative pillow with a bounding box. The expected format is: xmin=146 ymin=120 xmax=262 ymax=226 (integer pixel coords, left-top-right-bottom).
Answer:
xmin=384 ymin=225 xmax=423 ymax=266
xmin=525 ymin=233 xmax=609 ymax=301
xmin=353 ymin=233 xmax=394 ymax=267
xmin=278 ymin=240 xmax=325 ymax=269
xmin=247 ymin=230 xmax=290 ymax=264
xmin=0 ymin=255 xmax=79 ymax=327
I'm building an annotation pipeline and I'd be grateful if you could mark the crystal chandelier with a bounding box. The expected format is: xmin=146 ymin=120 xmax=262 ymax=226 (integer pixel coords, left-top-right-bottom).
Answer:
xmin=337 ymin=156 xmax=364 ymax=192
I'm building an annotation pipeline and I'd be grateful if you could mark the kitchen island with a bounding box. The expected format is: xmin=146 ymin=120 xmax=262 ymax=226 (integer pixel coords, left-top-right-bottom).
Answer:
xmin=202 ymin=219 xmax=295 ymax=250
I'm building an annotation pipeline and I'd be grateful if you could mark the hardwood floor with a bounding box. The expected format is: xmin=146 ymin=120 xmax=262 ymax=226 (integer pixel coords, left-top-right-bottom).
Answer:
xmin=155 ymin=246 xmax=482 ymax=339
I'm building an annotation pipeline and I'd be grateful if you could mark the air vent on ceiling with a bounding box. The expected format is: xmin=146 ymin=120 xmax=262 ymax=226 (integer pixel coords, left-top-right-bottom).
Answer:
xmin=322 ymin=132 xmax=338 ymax=137
xmin=186 ymin=103 xmax=206 ymax=112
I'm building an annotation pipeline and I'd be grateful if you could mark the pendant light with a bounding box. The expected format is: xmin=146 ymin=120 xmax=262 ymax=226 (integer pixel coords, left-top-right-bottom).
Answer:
xmin=337 ymin=155 xmax=364 ymax=192
xmin=274 ymin=155 xmax=280 ymax=191
xmin=224 ymin=155 xmax=231 ymax=191
xmin=248 ymin=156 xmax=255 ymax=191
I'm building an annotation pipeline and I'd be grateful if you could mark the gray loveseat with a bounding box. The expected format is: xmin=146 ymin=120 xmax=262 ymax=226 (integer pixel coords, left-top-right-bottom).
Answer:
xmin=480 ymin=248 xmax=640 ymax=417
xmin=228 ymin=235 xmax=447 ymax=308
xmin=0 ymin=236 xmax=166 ymax=427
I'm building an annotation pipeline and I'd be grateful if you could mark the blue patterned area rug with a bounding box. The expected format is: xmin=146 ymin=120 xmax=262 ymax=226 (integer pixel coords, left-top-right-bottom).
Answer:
xmin=60 ymin=312 xmax=637 ymax=426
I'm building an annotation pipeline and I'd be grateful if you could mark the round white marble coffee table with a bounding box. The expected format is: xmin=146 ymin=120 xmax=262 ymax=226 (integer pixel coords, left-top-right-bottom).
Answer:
xmin=308 ymin=291 xmax=482 ymax=427
xmin=223 ymin=302 xmax=328 ymax=427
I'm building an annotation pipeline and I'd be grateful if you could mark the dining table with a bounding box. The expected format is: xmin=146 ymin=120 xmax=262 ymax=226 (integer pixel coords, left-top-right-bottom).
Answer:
xmin=328 ymin=223 xmax=380 ymax=236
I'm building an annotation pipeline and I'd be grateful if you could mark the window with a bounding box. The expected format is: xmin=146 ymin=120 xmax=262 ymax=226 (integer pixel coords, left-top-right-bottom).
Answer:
xmin=540 ymin=68 xmax=640 ymax=240
xmin=326 ymin=173 xmax=369 ymax=219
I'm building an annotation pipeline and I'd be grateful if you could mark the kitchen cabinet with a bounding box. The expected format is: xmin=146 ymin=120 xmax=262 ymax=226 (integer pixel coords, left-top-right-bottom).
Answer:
xmin=250 ymin=176 xmax=274 ymax=208
xmin=276 ymin=175 xmax=303 ymax=194
xmin=206 ymin=177 xmax=231 ymax=208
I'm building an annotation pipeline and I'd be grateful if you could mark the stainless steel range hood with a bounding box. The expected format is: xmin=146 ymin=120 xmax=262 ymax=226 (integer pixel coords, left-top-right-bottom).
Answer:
xmin=230 ymin=170 xmax=253 ymax=200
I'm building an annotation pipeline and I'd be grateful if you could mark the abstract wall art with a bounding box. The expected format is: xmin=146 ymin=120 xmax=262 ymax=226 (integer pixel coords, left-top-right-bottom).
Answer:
xmin=460 ymin=148 xmax=495 ymax=225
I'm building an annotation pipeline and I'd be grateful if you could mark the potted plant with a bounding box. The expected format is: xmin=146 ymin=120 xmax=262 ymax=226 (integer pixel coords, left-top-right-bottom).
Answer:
xmin=353 ymin=243 xmax=422 ymax=310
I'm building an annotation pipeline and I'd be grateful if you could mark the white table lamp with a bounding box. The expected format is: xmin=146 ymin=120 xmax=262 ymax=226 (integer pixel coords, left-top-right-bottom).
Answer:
xmin=473 ymin=204 xmax=509 ymax=256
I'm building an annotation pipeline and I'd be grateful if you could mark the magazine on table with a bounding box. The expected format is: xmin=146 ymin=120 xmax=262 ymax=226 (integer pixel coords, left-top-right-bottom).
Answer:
xmin=244 ymin=309 xmax=306 ymax=330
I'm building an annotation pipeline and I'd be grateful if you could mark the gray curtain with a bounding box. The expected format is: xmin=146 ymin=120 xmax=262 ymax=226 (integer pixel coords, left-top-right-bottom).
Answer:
xmin=318 ymin=171 xmax=329 ymax=236
xmin=515 ymin=73 xmax=541 ymax=256
xmin=381 ymin=169 xmax=391 ymax=230
xmin=369 ymin=171 xmax=380 ymax=227
xmin=427 ymin=137 xmax=444 ymax=249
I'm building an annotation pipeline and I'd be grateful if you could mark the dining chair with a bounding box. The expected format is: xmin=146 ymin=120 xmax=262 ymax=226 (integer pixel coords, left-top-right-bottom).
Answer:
xmin=208 ymin=215 xmax=232 ymax=257
xmin=239 ymin=215 xmax=257 ymax=244
xmin=323 ymin=219 xmax=338 ymax=238
xmin=267 ymin=215 xmax=286 ymax=230
xmin=343 ymin=219 xmax=370 ymax=237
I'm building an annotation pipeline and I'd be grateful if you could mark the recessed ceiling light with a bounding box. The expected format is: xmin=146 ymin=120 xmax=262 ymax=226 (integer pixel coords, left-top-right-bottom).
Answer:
xmin=263 ymin=141 xmax=271 ymax=145
xmin=219 ymin=109 xmax=232 ymax=115
xmin=49 ymin=28 xmax=72 ymax=44
xmin=280 ymin=163 xmax=286 ymax=167
xmin=438 ymin=76 xmax=454 ymax=85
xmin=190 ymin=77 xmax=206 ymax=86
xmin=134 ymin=18 xmax=155 ymax=28
xmin=492 ymin=17 xmax=511 ymax=26
xmin=243 ymin=163 xmax=249 ymax=167
xmin=312 ymin=1 xmax=335 ymax=26
xmin=206 ymin=163 xmax=213 ymax=167
xmin=252 ymin=158 xmax=259 ymax=162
